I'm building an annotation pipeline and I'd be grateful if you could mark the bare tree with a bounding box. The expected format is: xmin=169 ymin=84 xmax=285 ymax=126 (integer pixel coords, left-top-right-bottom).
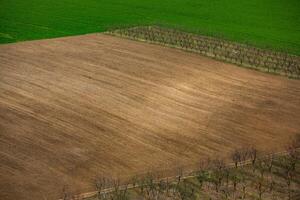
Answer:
xmin=231 ymin=148 xmax=249 ymax=166
xmin=157 ymin=178 xmax=171 ymax=199
xmin=174 ymin=166 xmax=184 ymax=193
xmin=255 ymin=157 xmax=270 ymax=179
xmin=281 ymin=138 xmax=300 ymax=199
xmin=248 ymin=147 xmax=258 ymax=172
xmin=211 ymin=159 xmax=226 ymax=193
xmin=285 ymin=170 xmax=295 ymax=200
xmin=253 ymin=174 xmax=269 ymax=200
xmin=136 ymin=172 xmax=167 ymax=200
xmin=239 ymin=170 xmax=248 ymax=200
xmin=94 ymin=176 xmax=111 ymax=200
xmin=61 ymin=185 xmax=71 ymax=200
xmin=286 ymin=139 xmax=300 ymax=172
xmin=230 ymin=168 xmax=241 ymax=199
xmin=108 ymin=179 xmax=129 ymax=200
xmin=232 ymin=150 xmax=241 ymax=169
xmin=196 ymin=159 xmax=210 ymax=190
xmin=176 ymin=179 xmax=196 ymax=200
xmin=267 ymin=175 xmax=276 ymax=199
xmin=141 ymin=173 xmax=156 ymax=200
xmin=196 ymin=169 xmax=209 ymax=191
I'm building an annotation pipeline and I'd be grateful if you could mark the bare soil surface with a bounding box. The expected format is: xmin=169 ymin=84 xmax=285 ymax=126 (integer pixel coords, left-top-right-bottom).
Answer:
xmin=0 ymin=34 xmax=299 ymax=200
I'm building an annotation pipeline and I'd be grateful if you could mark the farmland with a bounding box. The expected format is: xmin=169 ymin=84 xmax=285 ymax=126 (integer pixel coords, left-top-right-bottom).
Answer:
xmin=0 ymin=34 xmax=300 ymax=200
xmin=1 ymin=0 xmax=300 ymax=55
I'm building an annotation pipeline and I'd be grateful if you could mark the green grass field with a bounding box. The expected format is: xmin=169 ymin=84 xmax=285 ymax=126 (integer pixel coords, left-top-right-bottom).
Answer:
xmin=1 ymin=0 xmax=300 ymax=54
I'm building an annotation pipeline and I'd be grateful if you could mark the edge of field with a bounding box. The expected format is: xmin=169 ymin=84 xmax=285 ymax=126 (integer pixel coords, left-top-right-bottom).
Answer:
xmin=61 ymin=149 xmax=296 ymax=200
xmin=106 ymin=26 xmax=300 ymax=79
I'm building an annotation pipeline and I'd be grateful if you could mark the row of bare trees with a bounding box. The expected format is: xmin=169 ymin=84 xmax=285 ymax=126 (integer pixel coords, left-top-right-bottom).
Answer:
xmin=108 ymin=26 xmax=300 ymax=78
xmin=61 ymin=139 xmax=299 ymax=200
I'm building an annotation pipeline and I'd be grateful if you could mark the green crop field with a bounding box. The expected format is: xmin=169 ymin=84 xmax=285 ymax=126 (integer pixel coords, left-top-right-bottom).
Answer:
xmin=1 ymin=0 xmax=300 ymax=55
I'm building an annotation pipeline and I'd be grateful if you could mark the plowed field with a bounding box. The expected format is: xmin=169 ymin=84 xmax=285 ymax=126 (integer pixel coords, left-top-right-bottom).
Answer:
xmin=0 ymin=34 xmax=299 ymax=200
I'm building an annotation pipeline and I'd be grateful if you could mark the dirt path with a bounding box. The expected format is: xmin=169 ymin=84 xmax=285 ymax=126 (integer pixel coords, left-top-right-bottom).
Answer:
xmin=0 ymin=34 xmax=299 ymax=200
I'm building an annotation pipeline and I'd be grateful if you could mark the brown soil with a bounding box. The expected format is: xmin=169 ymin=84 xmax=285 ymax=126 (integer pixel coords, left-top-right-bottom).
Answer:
xmin=0 ymin=34 xmax=299 ymax=200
